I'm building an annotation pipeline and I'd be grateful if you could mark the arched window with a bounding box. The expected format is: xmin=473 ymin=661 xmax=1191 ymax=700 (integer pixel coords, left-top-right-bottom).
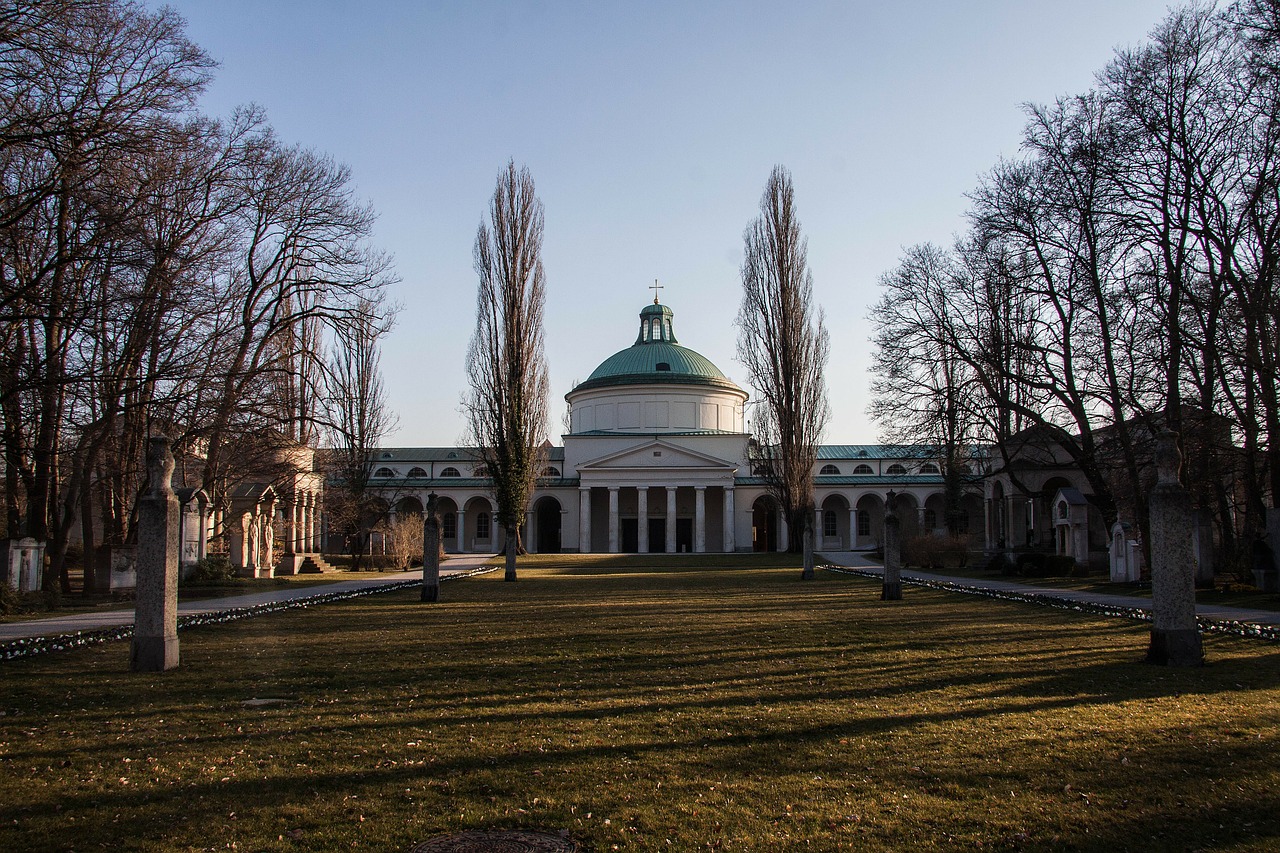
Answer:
xmin=442 ymin=512 xmax=457 ymax=540
xmin=476 ymin=511 xmax=491 ymax=540
xmin=651 ymin=318 xmax=660 ymax=340
xmin=819 ymin=464 xmax=840 ymax=475
xmin=373 ymin=467 xmax=394 ymax=478
xmin=920 ymin=463 xmax=940 ymax=474
xmin=440 ymin=467 xmax=461 ymax=477
xmin=853 ymin=464 xmax=874 ymax=475
xmin=823 ymin=509 xmax=837 ymax=537
xmin=1058 ymin=500 xmax=1069 ymax=520
xmin=857 ymin=509 xmax=871 ymax=537
xmin=474 ymin=465 xmax=489 ymax=478
xmin=541 ymin=466 xmax=561 ymax=477
xmin=924 ymin=508 xmax=937 ymax=529
xmin=957 ymin=464 xmax=973 ymax=474
xmin=407 ymin=467 xmax=428 ymax=478
xmin=886 ymin=464 xmax=907 ymax=475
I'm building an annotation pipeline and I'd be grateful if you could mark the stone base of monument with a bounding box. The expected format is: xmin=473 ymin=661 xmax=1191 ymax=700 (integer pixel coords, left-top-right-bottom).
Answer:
xmin=236 ymin=564 xmax=274 ymax=579
xmin=131 ymin=634 xmax=179 ymax=672
xmin=1146 ymin=628 xmax=1204 ymax=667
xmin=408 ymin=829 xmax=581 ymax=852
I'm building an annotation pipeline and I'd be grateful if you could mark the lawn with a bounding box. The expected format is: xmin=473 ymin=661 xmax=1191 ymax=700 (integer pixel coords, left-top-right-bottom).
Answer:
xmin=2 ymin=554 xmax=1279 ymax=852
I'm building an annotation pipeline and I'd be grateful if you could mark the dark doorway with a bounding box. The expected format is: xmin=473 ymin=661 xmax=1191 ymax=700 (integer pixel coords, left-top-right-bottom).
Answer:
xmin=676 ymin=518 xmax=694 ymax=553
xmin=620 ymin=518 xmax=638 ymax=553
xmin=535 ymin=498 xmax=561 ymax=554
xmin=648 ymin=518 xmax=666 ymax=552
xmin=752 ymin=501 xmax=777 ymax=552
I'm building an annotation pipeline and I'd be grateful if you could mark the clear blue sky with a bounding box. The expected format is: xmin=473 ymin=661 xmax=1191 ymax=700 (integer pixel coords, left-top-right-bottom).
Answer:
xmin=154 ymin=0 xmax=1176 ymax=446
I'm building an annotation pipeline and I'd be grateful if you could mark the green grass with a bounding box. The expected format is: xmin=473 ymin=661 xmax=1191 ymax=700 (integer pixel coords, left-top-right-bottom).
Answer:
xmin=3 ymin=555 xmax=1280 ymax=851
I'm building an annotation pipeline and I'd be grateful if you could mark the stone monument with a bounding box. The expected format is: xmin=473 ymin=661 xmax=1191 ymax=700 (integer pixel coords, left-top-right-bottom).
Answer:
xmin=882 ymin=490 xmax=902 ymax=601
xmin=1146 ymin=431 xmax=1203 ymax=666
xmin=422 ymin=493 xmax=441 ymax=602
xmin=131 ymin=436 xmax=180 ymax=672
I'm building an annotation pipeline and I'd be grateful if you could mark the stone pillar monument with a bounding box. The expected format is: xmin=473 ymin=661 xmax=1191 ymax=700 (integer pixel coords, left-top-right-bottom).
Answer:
xmin=1147 ymin=431 xmax=1203 ymax=666
xmin=421 ymin=493 xmax=441 ymax=602
xmin=131 ymin=437 xmax=180 ymax=672
xmin=882 ymin=491 xmax=903 ymax=601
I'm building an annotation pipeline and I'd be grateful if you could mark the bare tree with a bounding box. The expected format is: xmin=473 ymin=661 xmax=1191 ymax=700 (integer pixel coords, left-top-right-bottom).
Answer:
xmin=870 ymin=243 xmax=981 ymax=534
xmin=736 ymin=165 xmax=830 ymax=579
xmin=319 ymin=298 xmax=394 ymax=572
xmin=465 ymin=161 xmax=550 ymax=582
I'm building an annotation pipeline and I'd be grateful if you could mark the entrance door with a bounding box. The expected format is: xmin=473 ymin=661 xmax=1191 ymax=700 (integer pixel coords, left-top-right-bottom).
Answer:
xmin=535 ymin=499 xmax=561 ymax=553
xmin=620 ymin=518 xmax=638 ymax=553
xmin=648 ymin=518 xmax=666 ymax=552
xmin=676 ymin=518 xmax=694 ymax=553
xmin=752 ymin=503 xmax=777 ymax=552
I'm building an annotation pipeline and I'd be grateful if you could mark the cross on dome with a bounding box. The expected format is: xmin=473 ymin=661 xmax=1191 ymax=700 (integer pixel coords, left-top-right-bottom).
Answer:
xmin=650 ymin=279 xmax=663 ymax=304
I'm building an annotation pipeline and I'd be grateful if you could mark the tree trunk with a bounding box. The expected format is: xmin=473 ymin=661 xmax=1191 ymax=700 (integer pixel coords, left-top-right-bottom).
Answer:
xmin=800 ymin=512 xmax=815 ymax=580
xmin=504 ymin=522 xmax=518 ymax=582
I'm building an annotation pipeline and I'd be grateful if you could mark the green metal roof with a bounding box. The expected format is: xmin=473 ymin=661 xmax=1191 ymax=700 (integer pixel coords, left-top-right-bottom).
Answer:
xmin=571 ymin=300 xmax=742 ymax=395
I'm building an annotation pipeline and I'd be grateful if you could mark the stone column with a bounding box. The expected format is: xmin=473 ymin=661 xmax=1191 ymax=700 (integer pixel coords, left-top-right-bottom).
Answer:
xmin=456 ymin=510 xmax=467 ymax=553
xmin=421 ymin=493 xmax=441 ymax=602
xmin=196 ymin=502 xmax=209 ymax=562
xmin=1147 ymin=431 xmax=1203 ymax=666
xmin=849 ymin=507 xmax=859 ymax=548
xmin=262 ymin=498 xmax=276 ymax=574
xmin=694 ymin=487 xmax=706 ymax=553
xmin=637 ymin=487 xmax=649 ymax=554
xmin=132 ymin=437 xmax=180 ymax=672
xmin=287 ymin=499 xmax=299 ymax=554
xmin=525 ymin=509 xmax=536 ymax=554
xmin=815 ymin=508 xmax=823 ymax=547
xmin=882 ymin=491 xmax=902 ymax=601
xmin=723 ymin=487 xmax=735 ymax=553
xmin=666 ymin=487 xmax=677 ymax=553
xmin=578 ymin=488 xmax=591 ymax=553
xmin=983 ymin=498 xmax=993 ymax=551
xmin=302 ymin=493 xmax=313 ymax=552
xmin=608 ymin=487 xmax=620 ymax=554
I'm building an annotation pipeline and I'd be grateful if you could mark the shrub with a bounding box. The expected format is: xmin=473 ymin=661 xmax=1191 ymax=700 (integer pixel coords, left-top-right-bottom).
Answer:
xmin=0 ymin=582 xmax=21 ymax=616
xmin=1043 ymin=555 xmax=1078 ymax=576
xmin=1016 ymin=552 xmax=1047 ymax=577
xmin=182 ymin=554 xmax=236 ymax=586
xmin=988 ymin=553 xmax=1016 ymax=576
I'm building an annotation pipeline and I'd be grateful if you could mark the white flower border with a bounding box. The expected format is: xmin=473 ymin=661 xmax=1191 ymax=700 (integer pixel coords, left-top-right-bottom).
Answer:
xmin=821 ymin=564 xmax=1280 ymax=643
xmin=1 ymin=566 xmax=498 ymax=662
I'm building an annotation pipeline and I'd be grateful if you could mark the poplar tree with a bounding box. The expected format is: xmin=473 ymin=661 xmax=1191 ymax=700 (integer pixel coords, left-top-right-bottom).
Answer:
xmin=465 ymin=161 xmax=550 ymax=582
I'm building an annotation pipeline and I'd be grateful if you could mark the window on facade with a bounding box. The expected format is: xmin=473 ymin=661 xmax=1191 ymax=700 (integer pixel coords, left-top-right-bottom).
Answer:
xmin=541 ymin=466 xmax=561 ymax=477
xmin=924 ymin=509 xmax=937 ymax=529
xmin=820 ymin=464 xmax=840 ymax=475
xmin=1058 ymin=501 xmax=1068 ymax=519
xmin=853 ymin=464 xmax=874 ymax=475
xmin=857 ymin=510 xmax=871 ymax=537
xmin=886 ymin=464 xmax=907 ymax=475
xmin=823 ymin=510 xmax=837 ymax=537
xmin=957 ymin=512 xmax=970 ymax=534
xmin=442 ymin=512 xmax=457 ymax=539
xmin=407 ymin=467 xmax=427 ymax=478
xmin=373 ymin=467 xmax=394 ymax=478
xmin=474 ymin=465 xmax=489 ymax=478
xmin=957 ymin=463 xmax=973 ymax=474
xmin=440 ymin=467 xmax=461 ymax=477
xmin=476 ymin=511 xmax=491 ymax=540
xmin=920 ymin=463 xmax=940 ymax=474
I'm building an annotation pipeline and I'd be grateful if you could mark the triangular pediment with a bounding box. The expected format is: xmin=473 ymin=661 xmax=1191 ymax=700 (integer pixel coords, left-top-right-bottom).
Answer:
xmin=578 ymin=439 xmax=736 ymax=472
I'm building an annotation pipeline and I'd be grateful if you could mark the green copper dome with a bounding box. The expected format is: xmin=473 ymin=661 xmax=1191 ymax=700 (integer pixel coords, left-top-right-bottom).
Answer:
xmin=571 ymin=300 xmax=742 ymax=394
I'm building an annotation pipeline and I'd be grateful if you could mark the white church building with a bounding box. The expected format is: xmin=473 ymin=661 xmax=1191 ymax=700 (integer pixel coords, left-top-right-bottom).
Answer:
xmin=366 ymin=299 xmax=985 ymax=555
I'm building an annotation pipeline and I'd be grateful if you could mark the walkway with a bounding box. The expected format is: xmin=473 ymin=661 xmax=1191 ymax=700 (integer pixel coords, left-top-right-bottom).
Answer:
xmin=0 ymin=554 xmax=497 ymax=643
xmin=819 ymin=551 xmax=1280 ymax=627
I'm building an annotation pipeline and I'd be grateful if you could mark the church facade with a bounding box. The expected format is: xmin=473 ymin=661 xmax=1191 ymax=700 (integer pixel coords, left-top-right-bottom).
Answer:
xmin=367 ymin=299 xmax=987 ymax=555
